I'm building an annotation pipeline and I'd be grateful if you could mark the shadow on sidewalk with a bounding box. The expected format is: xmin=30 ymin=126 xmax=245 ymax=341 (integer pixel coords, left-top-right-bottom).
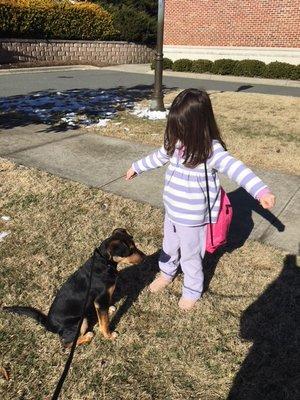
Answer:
xmin=227 ymin=254 xmax=299 ymax=400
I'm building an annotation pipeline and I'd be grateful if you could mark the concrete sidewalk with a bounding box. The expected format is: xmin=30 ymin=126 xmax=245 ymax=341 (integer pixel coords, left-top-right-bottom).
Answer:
xmin=0 ymin=125 xmax=299 ymax=254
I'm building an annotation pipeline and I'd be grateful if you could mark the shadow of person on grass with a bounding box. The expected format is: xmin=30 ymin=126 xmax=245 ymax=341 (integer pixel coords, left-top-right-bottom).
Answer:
xmin=203 ymin=187 xmax=285 ymax=293
xmin=227 ymin=254 xmax=300 ymax=400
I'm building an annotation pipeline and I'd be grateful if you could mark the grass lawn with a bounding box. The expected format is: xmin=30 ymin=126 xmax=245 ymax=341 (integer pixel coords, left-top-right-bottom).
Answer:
xmin=1 ymin=158 xmax=298 ymax=400
xmin=95 ymin=91 xmax=300 ymax=175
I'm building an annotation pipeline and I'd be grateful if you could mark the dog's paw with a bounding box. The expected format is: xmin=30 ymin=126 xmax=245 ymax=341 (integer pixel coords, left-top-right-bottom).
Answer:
xmin=108 ymin=305 xmax=116 ymax=315
xmin=86 ymin=331 xmax=94 ymax=339
xmin=117 ymin=261 xmax=129 ymax=267
xmin=109 ymin=331 xmax=118 ymax=340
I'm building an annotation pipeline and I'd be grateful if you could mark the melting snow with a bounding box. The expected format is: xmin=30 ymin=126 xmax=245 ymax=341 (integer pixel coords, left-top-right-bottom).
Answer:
xmin=0 ymin=89 xmax=144 ymax=128
xmin=131 ymin=106 xmax=168 ymax=120
xmin=0 ymin=231 xmax=10 ymax=242
xmin=86 ymin=118 xmax=111 ymax=128
xmin=0 ymin=88 xmax=169 ymax=128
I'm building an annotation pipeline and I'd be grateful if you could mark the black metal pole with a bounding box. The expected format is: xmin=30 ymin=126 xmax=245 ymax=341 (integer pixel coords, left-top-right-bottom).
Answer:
xmin=150 ymin=0 xmax=165 ymax=111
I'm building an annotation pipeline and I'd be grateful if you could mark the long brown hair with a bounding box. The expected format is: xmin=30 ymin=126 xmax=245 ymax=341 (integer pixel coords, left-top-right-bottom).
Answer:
xmin=164 ymin=88 xmax=226 ymax=167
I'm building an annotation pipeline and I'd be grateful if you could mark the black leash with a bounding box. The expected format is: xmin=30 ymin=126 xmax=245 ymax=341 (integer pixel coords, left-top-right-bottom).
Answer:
xmin=98 ymin=174 xmax=126 ymax=189
xmin=204 ymin=161 xmax=214 ymax=247
xmin=51 ymin=249 xmax=97 ymax=400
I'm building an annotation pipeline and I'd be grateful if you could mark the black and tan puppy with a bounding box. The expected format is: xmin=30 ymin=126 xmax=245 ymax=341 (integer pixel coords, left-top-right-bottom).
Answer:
xmin=3 ymin=228 xmax=145 ymax=346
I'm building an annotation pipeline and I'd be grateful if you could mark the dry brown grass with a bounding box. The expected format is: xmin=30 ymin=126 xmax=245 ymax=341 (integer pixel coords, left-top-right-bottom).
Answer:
xmin=0 ymin=159 xmax=297 ymax=400
xmin=94 ymin=91 xmax=300 ymax=175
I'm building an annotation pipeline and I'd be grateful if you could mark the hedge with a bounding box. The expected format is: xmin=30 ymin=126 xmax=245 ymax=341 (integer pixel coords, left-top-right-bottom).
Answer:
xmin=263 ymin=61 xmax=300 ymax=80
xmin=233 ymin=59 xmax=266 ymax=77
xmin=151 ymin=58 xmax=299 ymax=80
xmin=191 ymin=59 xmax=213 ymax=73
xmin=150 ymin=57 xmax=173 ymax=70
xmin=0 ymin=0 xmax=116 ymax=40
xmin=211 ymin=59 xmax=238 ymax=75
xmin=109 ymin=4 xmax=156 ymax=45
xmin=172 ymin=59 xmax=193 ymax=72
xmin=96 ymin=1 xmax=157 ymax=44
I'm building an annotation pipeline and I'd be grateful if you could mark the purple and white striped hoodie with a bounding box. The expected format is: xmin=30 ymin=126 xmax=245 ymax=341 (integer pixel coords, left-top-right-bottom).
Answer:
xmin=132 ymin=140 xmax=270 ymax=226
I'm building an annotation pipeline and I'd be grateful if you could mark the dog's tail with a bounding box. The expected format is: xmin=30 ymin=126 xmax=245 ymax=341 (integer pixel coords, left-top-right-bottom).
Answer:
xmin=3 ymin=306 xmax=50 ymax=330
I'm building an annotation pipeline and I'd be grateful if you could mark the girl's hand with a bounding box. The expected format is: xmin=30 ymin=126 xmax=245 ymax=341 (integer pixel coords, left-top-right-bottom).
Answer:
xmin=126 ymin=167 xmax=137 ymax=181
xmin=260 ymin=192 xmax=276 ymax=209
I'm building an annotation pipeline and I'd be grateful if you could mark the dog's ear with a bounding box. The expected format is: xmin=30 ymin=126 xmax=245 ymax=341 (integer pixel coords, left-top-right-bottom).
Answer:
xmin=99 ymin=239 xmax=111 ymax=260
xmin=112 ymin=228 xmax=133 ymax=239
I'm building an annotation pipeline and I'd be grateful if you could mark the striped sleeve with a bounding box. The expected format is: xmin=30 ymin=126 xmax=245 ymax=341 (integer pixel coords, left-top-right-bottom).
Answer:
xmin=208 ymin=141 xmax=269 ymax=199
xmin=132 ymin=146 xmax=170 ymax=174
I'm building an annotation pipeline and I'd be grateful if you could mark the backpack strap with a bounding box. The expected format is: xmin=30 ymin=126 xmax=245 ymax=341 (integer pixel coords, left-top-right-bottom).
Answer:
xmin=204 ymin=161 xmax=214 ymax=246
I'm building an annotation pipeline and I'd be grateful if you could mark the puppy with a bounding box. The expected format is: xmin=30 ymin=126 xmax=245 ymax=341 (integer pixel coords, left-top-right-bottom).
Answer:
xmin=3 ymin=228 xmax=145 ymax=346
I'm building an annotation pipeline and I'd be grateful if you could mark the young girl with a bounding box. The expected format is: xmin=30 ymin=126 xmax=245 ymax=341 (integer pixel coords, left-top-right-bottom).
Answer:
xmin=126 ymin=89 xmax=275 ymax=311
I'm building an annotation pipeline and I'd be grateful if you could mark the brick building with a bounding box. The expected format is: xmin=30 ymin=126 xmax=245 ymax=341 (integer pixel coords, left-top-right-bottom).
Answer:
xmin=164 ymin=0 xmax=300 ymax=64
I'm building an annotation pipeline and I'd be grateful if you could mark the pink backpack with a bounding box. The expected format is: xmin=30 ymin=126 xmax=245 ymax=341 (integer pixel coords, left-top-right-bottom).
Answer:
xmin=204 ymin=163 xmax=233 ymax=254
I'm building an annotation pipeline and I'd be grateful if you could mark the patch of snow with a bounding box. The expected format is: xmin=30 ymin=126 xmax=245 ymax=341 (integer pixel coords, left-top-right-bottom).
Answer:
xmin=131 ymin=106 xmax=168 ymax=120
xmin=1 ymin=216 xmax=10 ymax=222
xmin=0 ymin=231 xmax=10 ymax=242
xmin=0 ymin=88 xmax=152 ymax=127
xmin=86 ymin=118 xmax=110 ymax=128
xmin=95 ymin=119 xmax=110 ymax=127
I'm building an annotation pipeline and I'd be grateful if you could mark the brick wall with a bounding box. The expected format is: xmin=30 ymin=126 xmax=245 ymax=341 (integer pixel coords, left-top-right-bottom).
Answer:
xmin=0 ymin=39 xmax=154 ymax=65
xmin=165 ymin=0 xmax=300 ymax=48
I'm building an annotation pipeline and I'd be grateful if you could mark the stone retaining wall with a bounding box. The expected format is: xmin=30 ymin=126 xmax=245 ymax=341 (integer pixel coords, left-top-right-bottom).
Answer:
xmin=0 ymin=39 xmax=154 ymax=65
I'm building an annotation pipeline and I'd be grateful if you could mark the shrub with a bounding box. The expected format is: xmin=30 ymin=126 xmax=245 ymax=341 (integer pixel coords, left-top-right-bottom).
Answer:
xmin=211 ymin=59 xmax=238 ymax=75
xmin=101 ymin=3 xmax=156 ymax=44
xmin=191 ymin=59 xmax=213 ymax=73
xmin=0 ymin=0 xmax=116 ymax=40
xmin=233 ymin=59 xmax=266 ymax=77
xmin=150 ymin=57 xmax=173 ymax=70
xmin=94 ymin=0 xmax=157 ymax=17
xmin=264 ymin=61 xmax=299 ymax=80
xmin=172 ymin=59 xmax=193 ymax=72
xmin=293 ymin=65 xmax=300 ymax=81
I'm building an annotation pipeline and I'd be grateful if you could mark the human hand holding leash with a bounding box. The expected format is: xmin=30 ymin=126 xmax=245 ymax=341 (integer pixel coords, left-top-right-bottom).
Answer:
xmin=126 ymin=167 xmax=137 ymax=180
xmin=259 ymin=192 xmax=276 ymax=209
